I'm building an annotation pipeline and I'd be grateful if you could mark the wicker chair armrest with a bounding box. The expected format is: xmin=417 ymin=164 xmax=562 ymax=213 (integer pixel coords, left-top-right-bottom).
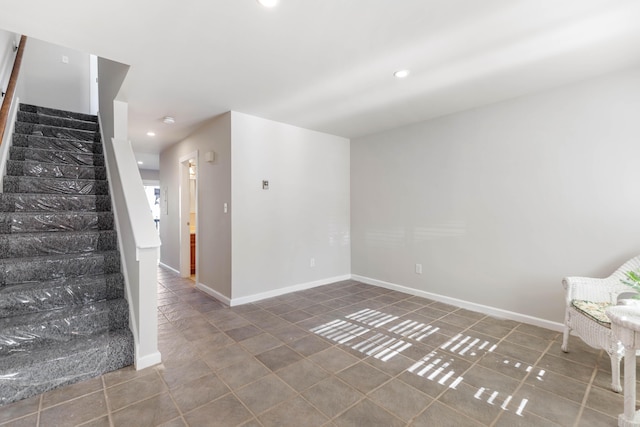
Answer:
xmin=562 ymin=276 xmax=629 ymax=304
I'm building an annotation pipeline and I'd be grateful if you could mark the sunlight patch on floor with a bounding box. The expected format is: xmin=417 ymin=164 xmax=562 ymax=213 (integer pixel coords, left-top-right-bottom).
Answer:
xmin=309 ymin=307 xmax=537 ymax=419
xmin=440 ymin=333 xmax=497 ymax=357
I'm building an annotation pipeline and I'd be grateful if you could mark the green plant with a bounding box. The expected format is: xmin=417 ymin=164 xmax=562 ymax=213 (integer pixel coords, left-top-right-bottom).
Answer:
xmin=622 ymin=270 xmax=640 ymax=299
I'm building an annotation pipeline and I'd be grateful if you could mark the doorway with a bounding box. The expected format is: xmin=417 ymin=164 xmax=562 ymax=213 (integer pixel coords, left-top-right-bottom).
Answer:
xmin=179 ymin=151 xmax=198 ymax=282
xmin=143 ymin=185 xmax=160 ymax=233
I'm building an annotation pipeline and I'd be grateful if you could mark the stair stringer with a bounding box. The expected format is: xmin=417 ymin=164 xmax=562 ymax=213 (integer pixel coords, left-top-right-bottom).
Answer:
xmin=0 ymin=96 xmax=21 ymax=190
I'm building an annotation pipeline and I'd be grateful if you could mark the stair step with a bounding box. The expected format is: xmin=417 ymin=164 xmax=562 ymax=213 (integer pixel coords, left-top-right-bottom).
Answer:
xmin=0 ymin=230 xmax=117 ymax=258
xmin=0 ymin=104 xmax=134 ymax=405
xmin=0 ymin=194 xmax=111 ymax=213
xmin=17 ymin=111 xmax=98 ymax=132
xmin=14 ymin=122 xmax=100 ymax=142
xmin=0 ymin=298 xmax=128 ymax=356
xmin=9 ymin=146 xmax=103 ymax=166
xmin=20 ymin=104 xmax=98 ymax=123
xmin=0 ymin=328 xmax=133 ymax=406
xmin=0 ymin=211 xmax=113 ymax=234
xmin=5 ymin=160 xmax=106 ymax=180
xmin=12 ymin=134 xmax=101 ymax=154
xmin=0 ymin=251 xmax=120 ymax=286
xmin=3 ymin=176 xmax=108 ymax=195
xmin=0 ymin=273 xmax=124 ymax=317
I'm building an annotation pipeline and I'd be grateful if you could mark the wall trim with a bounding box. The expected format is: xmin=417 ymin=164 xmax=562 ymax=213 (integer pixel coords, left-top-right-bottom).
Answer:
xmin=351 ymin=274 xmax=564 ymax=332
xmin=159 ymin=262 xmax=180 ymax=275
xmin=135 ymin=351 xmax=162 ymax=371
xmin=230 ymin=275 xmax=352 ymax=307
xmin=196 ymin=283 xmax=231 ymax=306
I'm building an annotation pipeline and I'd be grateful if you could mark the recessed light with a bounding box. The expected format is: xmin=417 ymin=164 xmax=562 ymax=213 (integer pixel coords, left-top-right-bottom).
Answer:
xmin=146 ymin=131 xmax=156 ymax=137
xmin=394 ymin=69 xmax=410 ymax=79
xmin=257 ymin=0 xmax=279 ymax=7
xmin=162 ymin=116 xmax=175 ymax=125
xmin=137 ymin=161 xmax=143 ymax=165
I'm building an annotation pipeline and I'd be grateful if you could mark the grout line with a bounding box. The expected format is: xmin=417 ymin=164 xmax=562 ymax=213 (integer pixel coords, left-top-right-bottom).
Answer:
xmin=36 ymin=394 xmax=42 ymax=427
xmin=179 ymin=342 xmax=277 ymax=425
xmin=490 ymin=337 xmax=556 ymax=427
xmin=100 ymin=376 xmax=114 ymax=427
xmin=427 ymin=325 xmax=517 ymax=426
xmin=573 ymin=353 xmax=601 ymax=427
xmin=157 ymin=367 xmax=183 ymax=420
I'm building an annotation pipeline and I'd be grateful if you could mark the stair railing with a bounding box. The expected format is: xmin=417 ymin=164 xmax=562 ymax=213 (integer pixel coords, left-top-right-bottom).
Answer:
xmin=0 ymin=35 xmax=26 ymax=190
xmin=0 ymin=35 xmax=26 ymax=145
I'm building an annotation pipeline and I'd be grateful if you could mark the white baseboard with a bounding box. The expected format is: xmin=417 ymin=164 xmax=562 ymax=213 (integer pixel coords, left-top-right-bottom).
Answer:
xmin=351 ymin=274 xmax=564 ymax=332
xmin=158 ymin=262 xmax=180 ymax=275
xmin=135 ymin=351 xmax=162 ymax=370
xmin=196 ymin=282 xmax=231 ymax=306
xmin=230 ymin=275 xmax=352 ymax=307
xmin=179 ymin=269 xmax=563 ymax=332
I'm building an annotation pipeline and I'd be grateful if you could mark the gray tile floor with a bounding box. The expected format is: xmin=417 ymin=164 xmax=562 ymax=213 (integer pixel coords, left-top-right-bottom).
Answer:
xmin=1 ymin=266 xmax=632 ymax=426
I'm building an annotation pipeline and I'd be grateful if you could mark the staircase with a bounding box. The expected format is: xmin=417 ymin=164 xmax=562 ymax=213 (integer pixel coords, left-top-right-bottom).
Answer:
xmin=0 ymin=104 xmax=134 ymax=406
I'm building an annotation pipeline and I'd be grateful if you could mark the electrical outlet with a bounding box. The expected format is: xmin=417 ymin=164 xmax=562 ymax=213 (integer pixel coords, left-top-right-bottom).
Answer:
xmin=415 ymin=263 xmax=422 ymax=274
xmin=310 ymin=258 xmax=315 ymax=267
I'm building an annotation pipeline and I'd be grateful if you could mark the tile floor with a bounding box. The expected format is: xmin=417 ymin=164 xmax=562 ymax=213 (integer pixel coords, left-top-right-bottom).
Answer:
xmin=0 ymin=266 xmax=634 ymax=426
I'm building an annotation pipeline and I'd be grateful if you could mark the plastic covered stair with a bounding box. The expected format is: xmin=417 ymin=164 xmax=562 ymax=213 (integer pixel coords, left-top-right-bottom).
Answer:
xmin=0 ymin=104 xmax=134 ymax=406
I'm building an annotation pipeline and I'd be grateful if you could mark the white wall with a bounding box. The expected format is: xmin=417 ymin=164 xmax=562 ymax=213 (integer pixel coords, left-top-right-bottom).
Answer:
xmin=351 ymin=67 xmax=640 ymax=324
xmin=21 ymin=37 xmax=91 ymax=114
xmin=159 ymin=114 xmax=232 ymax=297
xmin=97 ymin=57 xmax=129 ymax=144
xmin=231 ymin=112 xmax=351 ymax=301
xmin=0 ymin=29 xmax=19 ymax=94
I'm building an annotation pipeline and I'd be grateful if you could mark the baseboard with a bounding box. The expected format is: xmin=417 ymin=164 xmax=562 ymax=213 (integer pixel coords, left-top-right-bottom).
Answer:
xmin=135 ymin=351 xmax=162 ymax=370
xmin=351 ymin=274 xmax=564 ymax=332
xmin=196 ymin=282 xmax=231 ymax=306
xmin=158 ymin=262 xmax=180 ymax=275
xmin=230 ymin=274 xmax=352 ymax=307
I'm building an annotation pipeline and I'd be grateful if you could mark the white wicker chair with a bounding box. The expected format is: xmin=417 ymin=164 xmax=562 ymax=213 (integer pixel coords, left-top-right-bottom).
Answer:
xmin=562 ymin=256 xmax=640 ymax=393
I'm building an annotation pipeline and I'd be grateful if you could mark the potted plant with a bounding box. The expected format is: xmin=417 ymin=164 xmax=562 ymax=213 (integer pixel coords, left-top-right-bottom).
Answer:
xmin=619 ymin=270 xmax=640 ymax=304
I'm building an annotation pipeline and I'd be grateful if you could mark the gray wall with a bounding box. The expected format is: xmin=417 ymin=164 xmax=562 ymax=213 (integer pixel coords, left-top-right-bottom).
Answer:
xmin=160 ymin=111 xmax=351 ymax=302
xmin=21 ymin=38 xmax=91 ymax=114
xmin=139 ymin=169 xmax=159 ymax=182
xmin=231 ymin=112 xmax=351 ymax=300
xmin=351 ymin=67 xmax=640 ymax=324
xmin=159 ymin=113 xmax=232 ymax=298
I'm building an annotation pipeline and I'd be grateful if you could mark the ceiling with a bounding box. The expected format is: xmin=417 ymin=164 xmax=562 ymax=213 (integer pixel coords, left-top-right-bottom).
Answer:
xmin=2 ymin=0 xmax=640 ymax=165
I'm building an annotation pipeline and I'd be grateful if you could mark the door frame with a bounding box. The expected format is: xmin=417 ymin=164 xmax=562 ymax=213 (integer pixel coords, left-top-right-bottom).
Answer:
xmin=179 ymin=151 xmax=198 ymax=280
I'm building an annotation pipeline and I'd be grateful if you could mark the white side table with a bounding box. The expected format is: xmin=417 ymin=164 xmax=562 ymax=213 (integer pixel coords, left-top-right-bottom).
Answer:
xmin=607 ymin=305 xmax=640 ymax=427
